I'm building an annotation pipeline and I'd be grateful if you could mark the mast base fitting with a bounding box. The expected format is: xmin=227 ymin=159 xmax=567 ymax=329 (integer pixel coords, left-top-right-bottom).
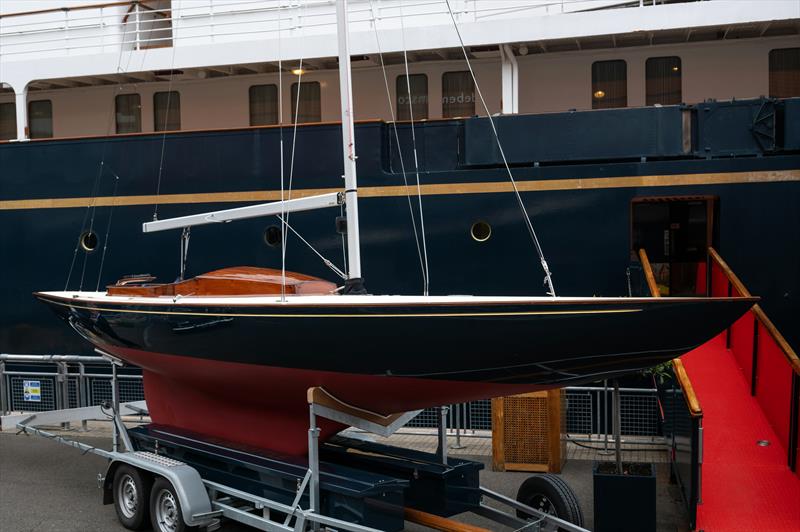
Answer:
xmin=342 ymin=278 xmax=367 ymax=295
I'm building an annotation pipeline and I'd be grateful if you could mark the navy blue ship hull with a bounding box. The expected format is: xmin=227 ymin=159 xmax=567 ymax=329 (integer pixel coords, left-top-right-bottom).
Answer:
xmin=2 ymin=100 xmax=799 ymax=357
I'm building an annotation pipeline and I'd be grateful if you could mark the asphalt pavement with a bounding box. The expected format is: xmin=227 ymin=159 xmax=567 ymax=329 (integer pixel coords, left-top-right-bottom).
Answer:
xmin=0 ymin=430 xmax=688 ymax=531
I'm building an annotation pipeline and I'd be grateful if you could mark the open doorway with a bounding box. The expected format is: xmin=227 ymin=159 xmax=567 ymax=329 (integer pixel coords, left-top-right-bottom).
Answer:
xmin=631 ymin=196 xmax=716 ymax=296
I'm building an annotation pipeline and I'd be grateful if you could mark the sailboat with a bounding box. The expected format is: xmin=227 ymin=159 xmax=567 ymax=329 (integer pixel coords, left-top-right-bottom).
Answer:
xmin=35 ymin=0 xmax=755 ymax=455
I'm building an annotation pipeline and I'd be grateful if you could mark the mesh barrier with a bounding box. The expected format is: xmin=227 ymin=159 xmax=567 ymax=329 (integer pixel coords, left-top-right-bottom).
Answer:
xmin=620 ymin=392 xmax=660 ymax=436
xmin=402 ymin=388 xmax=660 ymax=438
xmin=405 ymin=400 xmax=494 ymax=431
xmin=10 ymin=376 xmax=57 ymax=412
xmin=68 ymin=378 xmax=80 ymax=409
xmin=565 ymin=390 xmax=593 ymax=434
xmin=89 ymin=377 xmax=145 ymax=405
xmin=3 ymin=363 xmax=660 ymax=440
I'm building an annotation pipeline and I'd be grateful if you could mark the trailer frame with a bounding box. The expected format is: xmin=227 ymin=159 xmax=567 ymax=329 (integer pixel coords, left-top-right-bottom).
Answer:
xmin=2 ymin=355 xmax=589 ymax=532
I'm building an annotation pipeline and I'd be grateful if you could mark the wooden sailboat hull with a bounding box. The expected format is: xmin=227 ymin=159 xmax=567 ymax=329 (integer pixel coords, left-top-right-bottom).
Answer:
xmin=34 ymin=292 xmax=755 ymax=454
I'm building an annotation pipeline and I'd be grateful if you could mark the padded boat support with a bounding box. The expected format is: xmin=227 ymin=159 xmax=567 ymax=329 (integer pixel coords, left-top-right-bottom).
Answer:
xmin=307 ymin=386 xmax=423 ymax=517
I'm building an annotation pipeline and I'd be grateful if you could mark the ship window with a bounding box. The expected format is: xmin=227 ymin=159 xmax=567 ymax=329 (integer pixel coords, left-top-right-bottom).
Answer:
xmin=264 ymin=226 xmax=282 ymax=247
xmin=396 ymin=74 xmax=428 ymax=120
xmin=291 ymin=81 xmax=321 ymax=123
xmin=646 ymin=56 xmax=682 ymax=106
xmin=249 ymin=84 xmax=279 ymax=126
xmin=769 ymin=48 xmax=800 ymax=98
xmin=592 ymin=60 xmax=627 ymax=109
xmin=153 ymin=91 xmax=181 ymax=131
xmin=471 ymin=221 xmax=491 ymax=242
xmin=115 ymin=94 xmax=141 ymax=134
xmin=442 ymin=71 xmax=474 ymax=118
xmin=28 ymin=100 xmax=53 ymax=139
xmin=80 ymin=230 xmax=98 ymax=252
xmin=0 ymin=103 xmax=15 ymax=140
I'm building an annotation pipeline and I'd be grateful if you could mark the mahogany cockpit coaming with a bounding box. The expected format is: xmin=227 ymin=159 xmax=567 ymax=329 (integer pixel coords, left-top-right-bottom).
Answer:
xmin=106 ymin=266 xmax=338 ymax=297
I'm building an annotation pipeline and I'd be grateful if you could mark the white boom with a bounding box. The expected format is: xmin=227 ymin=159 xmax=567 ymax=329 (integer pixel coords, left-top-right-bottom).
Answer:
xmin=141 ymin=192 xmax=341 ymax=233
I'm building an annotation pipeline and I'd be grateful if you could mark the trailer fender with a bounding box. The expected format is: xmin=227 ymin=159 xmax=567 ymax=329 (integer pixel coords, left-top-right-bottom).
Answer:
xmin=102 ymin=452 xmax=214 ymax=528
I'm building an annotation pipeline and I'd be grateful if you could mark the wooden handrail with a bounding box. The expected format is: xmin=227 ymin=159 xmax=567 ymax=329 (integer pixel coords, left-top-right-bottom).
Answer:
xmin=672 ymin=359 xmax=703 ymax=418
xmin=639 ymin=249 xmax=702 ymax=416
xmin=708 ymin=246 xmax=800 ymax=375
xmin=638 ymin=248 xmax=661 ymax=298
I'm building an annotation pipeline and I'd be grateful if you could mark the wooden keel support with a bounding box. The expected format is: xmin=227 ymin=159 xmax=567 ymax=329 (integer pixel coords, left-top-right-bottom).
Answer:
xmin=306 ymin=386 xmax=406 ymax=426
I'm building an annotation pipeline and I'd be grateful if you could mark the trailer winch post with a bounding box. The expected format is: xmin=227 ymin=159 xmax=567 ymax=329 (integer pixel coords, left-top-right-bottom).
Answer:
xmin=56 ymin=362 xmax=70 ymax=429
xmin=112 ymin=362 xmax=119 ymax=452
xmin=436 ymin=406 xmax=449 ymax=464
xmin=78 ymin=363 xmax=88 ymax=431
xmin=0 ymin=361 xmax=7 ymax=415
xmin=308 ymin=404 xmax=321 ymax=523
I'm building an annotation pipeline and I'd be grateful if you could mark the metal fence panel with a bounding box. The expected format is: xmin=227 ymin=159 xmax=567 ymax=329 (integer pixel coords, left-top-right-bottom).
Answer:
xmin=10 ymin=376 xmax=57 ymax=412
xmin=89 ymin=377 xmax=145 ymax=405
xmin=2 ymin=359 xmax=661 ymax=442
xmin=620 ymin=392 xmax=659 ymax=436
xmin=565 ymin=390 xmax=593 ymax=434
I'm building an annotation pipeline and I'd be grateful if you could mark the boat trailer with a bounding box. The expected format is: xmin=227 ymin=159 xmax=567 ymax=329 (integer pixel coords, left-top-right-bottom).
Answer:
xmin=1 ymin=357 xmax=589 ymax=532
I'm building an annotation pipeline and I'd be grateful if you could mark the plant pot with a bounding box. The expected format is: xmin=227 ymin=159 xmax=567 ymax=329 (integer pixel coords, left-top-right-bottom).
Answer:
xmin=593 ymin=461 xmax=656 ymax=532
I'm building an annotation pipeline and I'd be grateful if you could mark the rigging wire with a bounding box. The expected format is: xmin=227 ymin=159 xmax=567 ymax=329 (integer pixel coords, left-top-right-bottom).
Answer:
xmin=278 ymin=1 xmax=286 ymax=301
xmin=95 ymin=172 xmax=121 ymax=291
xmin=276 ymin=215 xmax=347 ymax=280
xmin=282 ymin=0 xmax=310 ymax=297
xmin=399 ymin=0 xmax=431 ymax=296
xmin=367 ymin=0 xmax=430 ymax=296
xmin=65 ymin=29 xmax=130 ymax=292
xmin=151 ymin=10 xmax=181 ymax=222
xmin=443 ymin=0 xmax=556 ymax=297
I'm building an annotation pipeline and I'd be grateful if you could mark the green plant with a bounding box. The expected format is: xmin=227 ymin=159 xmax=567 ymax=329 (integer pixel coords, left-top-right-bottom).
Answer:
xmin=642 ymin=361 xmax=673 ymax=385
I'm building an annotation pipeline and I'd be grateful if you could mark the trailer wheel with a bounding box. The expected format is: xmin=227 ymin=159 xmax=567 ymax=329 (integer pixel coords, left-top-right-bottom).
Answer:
xmin=150 ymin=477 xmax=197 ymax=532
xmin=516 ymin=474 xmax=584 ymax=529
xmin=113 ymin=465 xmax=152 ymax=530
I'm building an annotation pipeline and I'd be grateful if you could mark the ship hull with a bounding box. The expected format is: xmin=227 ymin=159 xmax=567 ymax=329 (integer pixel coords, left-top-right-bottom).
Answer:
xmin=127 ymin=348 xmax=538 ymax=455
xmin=35 ymin=292 xmax=755 ymax=454
xmin=2 ymin=113 xmax=798 ymax=361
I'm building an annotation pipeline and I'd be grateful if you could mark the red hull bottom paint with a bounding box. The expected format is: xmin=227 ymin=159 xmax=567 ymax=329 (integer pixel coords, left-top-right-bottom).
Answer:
xmin=114 ymin=347 xmax=538 ymax=455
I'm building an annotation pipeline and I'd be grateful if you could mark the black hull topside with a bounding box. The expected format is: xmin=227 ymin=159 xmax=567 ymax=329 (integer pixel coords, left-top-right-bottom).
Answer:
xmin=3 ymin=98 xmax=800 ymax=358
xmin=34 ymin=291 xmax=755 ymax=454
xmin=35 ymin=293 xmax=756 ymax=387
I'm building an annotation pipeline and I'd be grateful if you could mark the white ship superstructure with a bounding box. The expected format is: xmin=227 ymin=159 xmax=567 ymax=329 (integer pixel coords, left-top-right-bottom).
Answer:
xmin=1 ymin=0 xmax=798 ymax=140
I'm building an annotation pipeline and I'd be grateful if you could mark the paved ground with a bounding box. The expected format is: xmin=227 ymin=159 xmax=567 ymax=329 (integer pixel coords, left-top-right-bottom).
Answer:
xmin=0 ymin=426 xmax=688 ymax=531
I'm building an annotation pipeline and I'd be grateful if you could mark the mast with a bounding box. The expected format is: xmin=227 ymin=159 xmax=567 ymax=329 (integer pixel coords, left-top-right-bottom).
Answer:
xmin=336 ymin=0 xmax=366 ymax=294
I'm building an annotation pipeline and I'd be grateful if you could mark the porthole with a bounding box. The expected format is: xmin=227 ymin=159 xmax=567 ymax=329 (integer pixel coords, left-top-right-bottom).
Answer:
xmin=80 ymin=231 xmax=98 ymax=252
xmin=470 ymin=220 xmax=491 ymax=242
xmin=264 ymin=226 xmax=282 ymax=248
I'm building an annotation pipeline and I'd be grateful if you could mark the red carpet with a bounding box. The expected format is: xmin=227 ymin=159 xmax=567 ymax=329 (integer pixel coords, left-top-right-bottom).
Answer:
xmin=682 ymin=335 xmax=800 ymax=531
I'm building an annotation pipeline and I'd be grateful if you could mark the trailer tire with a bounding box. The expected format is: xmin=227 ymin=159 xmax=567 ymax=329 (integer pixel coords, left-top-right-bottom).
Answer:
xmin=113 ymin=465 xmax=152 ymax=530
xmin=150 ymin=477 xmax=197 ymax=532
xmin=516 ymin=474 xmax=584 ymax=529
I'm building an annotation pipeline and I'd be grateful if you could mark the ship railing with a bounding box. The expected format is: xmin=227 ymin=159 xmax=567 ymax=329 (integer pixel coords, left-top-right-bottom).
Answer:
xmin=638 ymin=247 xmax=704 ymax=529
xmin=638 ymin=244 xmax=800 ymax=523
xmin=0 ymin=354 xmax=144 ymax=430
xmin=707 ymin=246 xmax=800 ymax=474
xmin=0 ymin=0 xmax=700 ymax=60
xmin=386 ymin=385 xmax=665 ymax=448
